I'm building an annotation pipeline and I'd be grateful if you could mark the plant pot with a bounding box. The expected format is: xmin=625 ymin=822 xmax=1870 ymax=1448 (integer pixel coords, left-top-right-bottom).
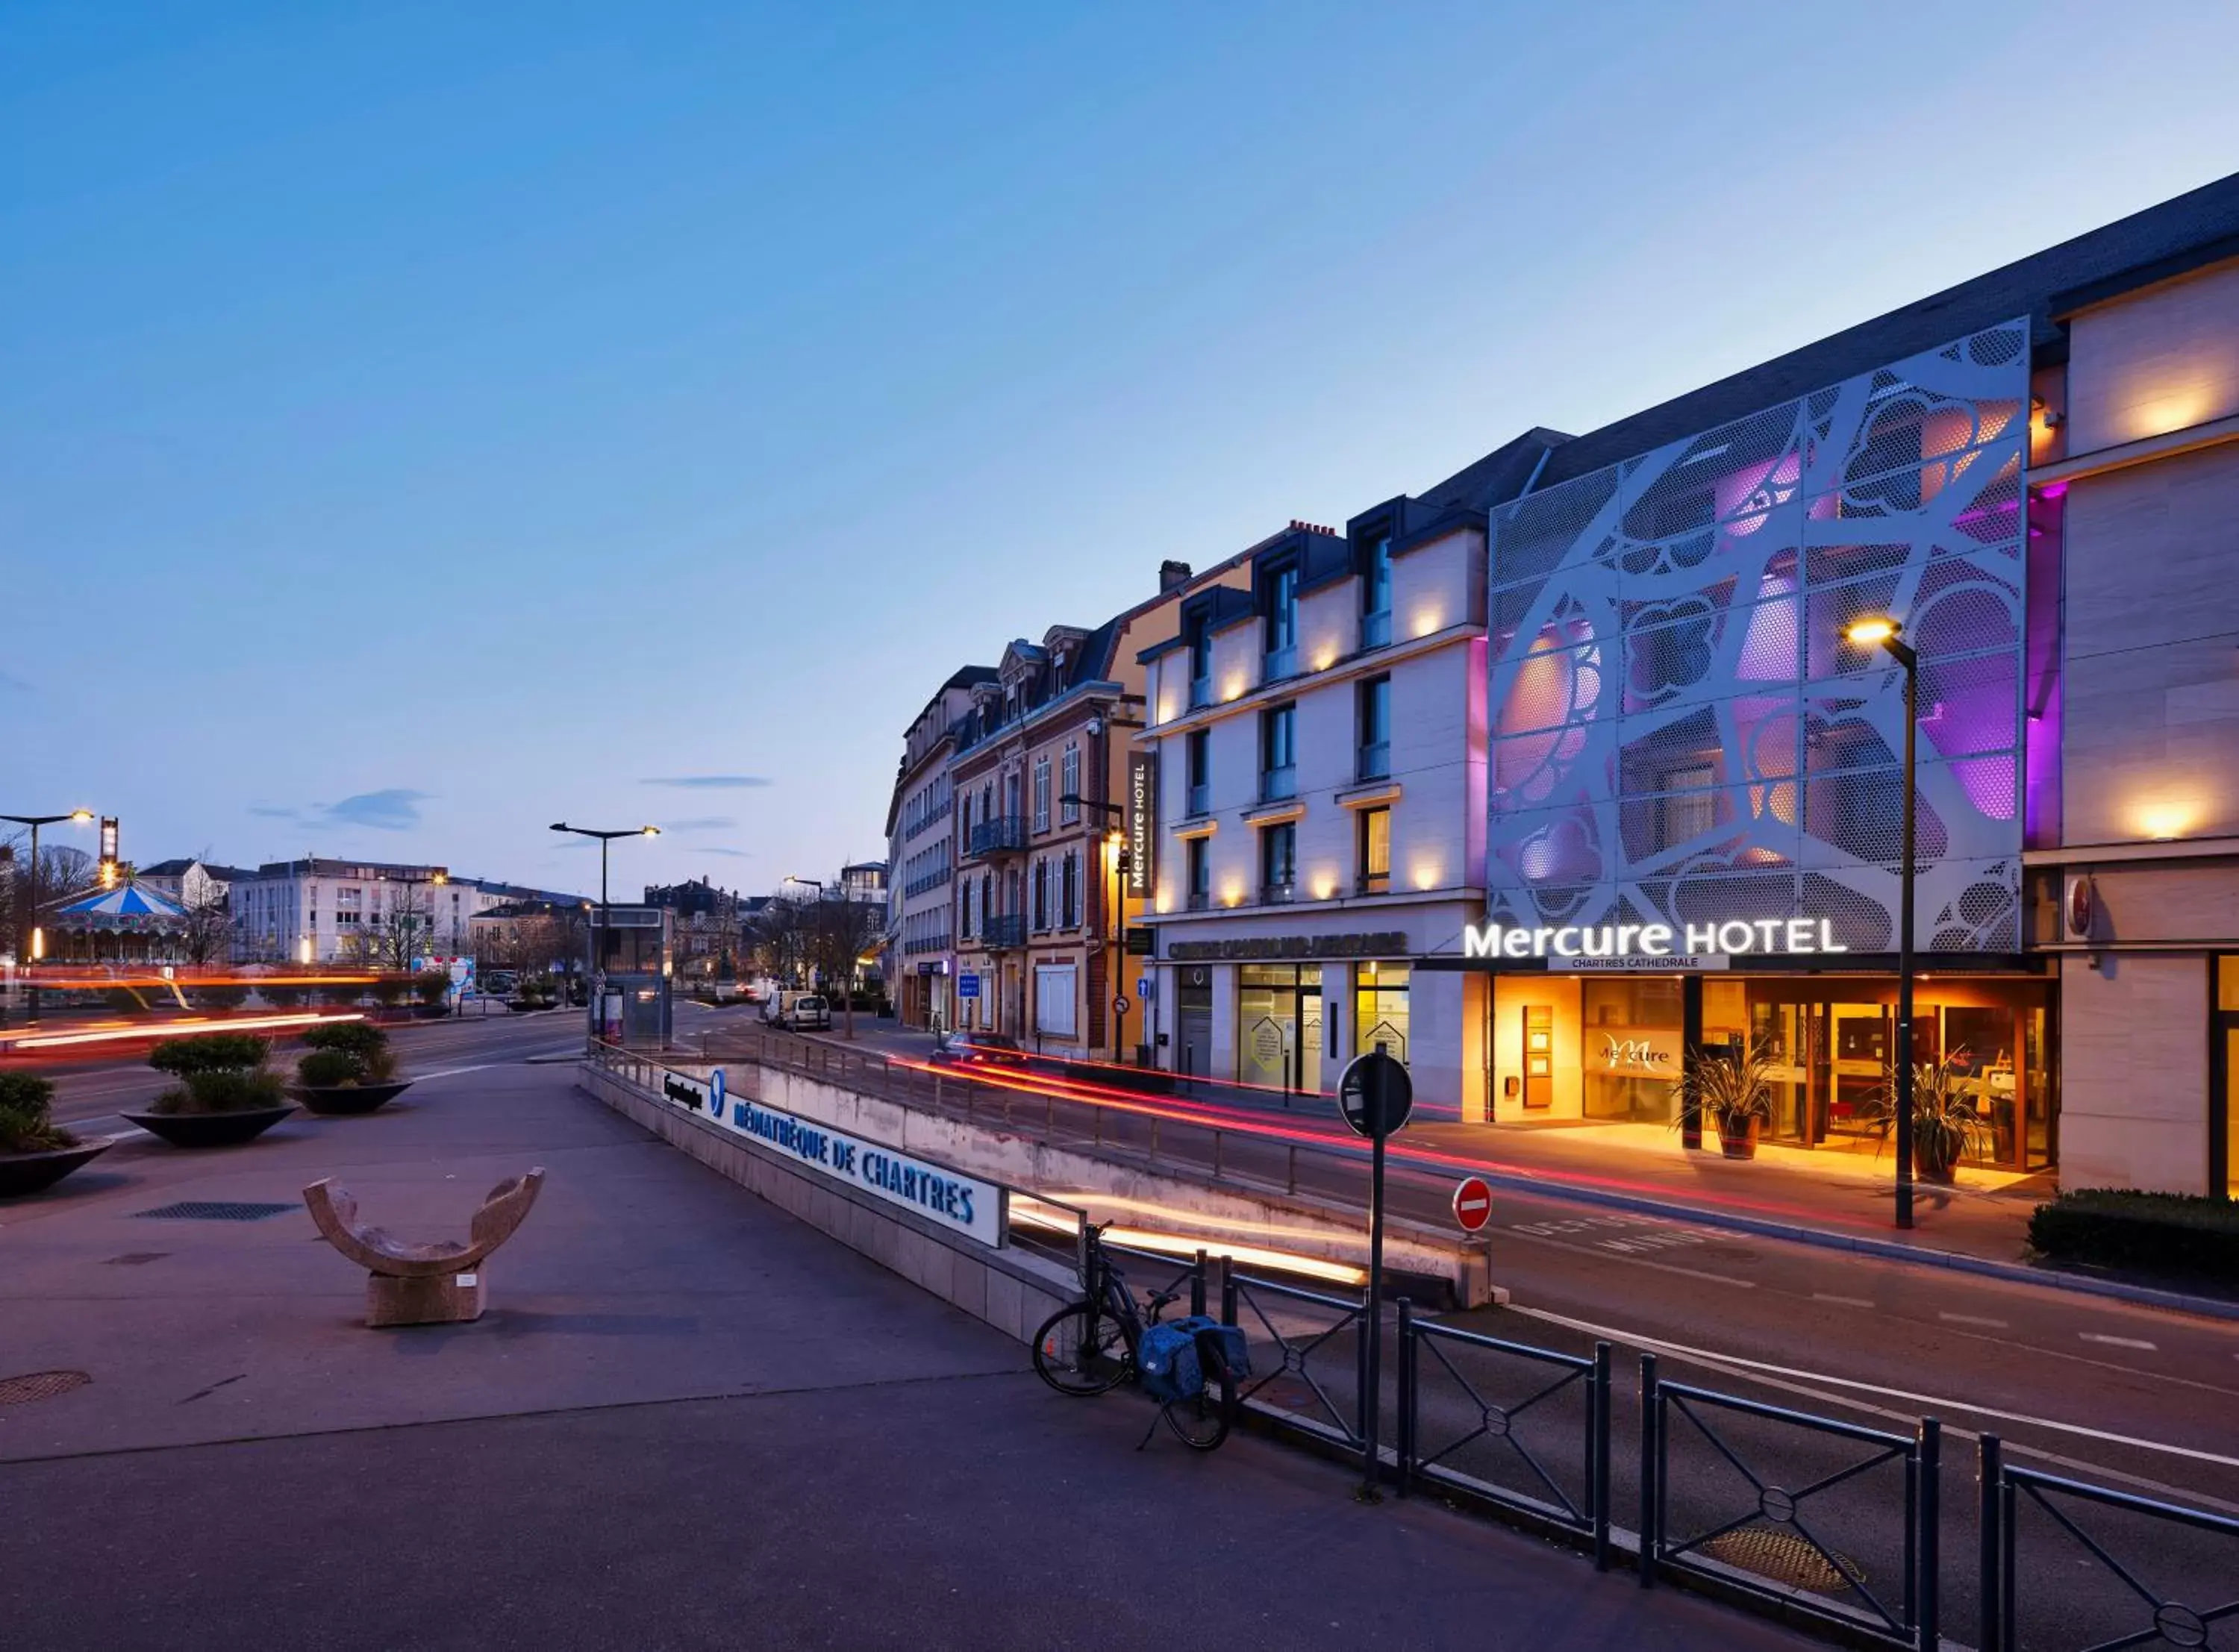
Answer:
xmin=122 ymin=1105 xmax=298 ymax=1148
xmin=1716 ymin=1117 xmax=1760 ymax=1160
xmin=0 ymin=1141 xmax=114 ymax=1199
xmin=292 ymin=1079 xmax=413 ymax=1116
xmin=1917 ymin=1150 xmax=1960 ymax=1186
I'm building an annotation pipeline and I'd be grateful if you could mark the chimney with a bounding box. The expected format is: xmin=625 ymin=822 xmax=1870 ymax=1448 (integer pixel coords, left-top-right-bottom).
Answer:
xmin=1159 ymin=559 xmax=1193 ymax=594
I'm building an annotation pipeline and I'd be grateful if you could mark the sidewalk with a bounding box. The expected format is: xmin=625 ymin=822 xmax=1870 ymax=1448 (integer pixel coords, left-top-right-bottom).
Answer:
xmin=0 ymin=1059 xmax=1804 ymax=1651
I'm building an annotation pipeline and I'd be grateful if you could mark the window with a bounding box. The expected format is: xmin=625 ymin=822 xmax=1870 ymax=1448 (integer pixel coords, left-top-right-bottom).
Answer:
xmin=1361 ymin=530 xmax=1393 ymax=648
xmin=1260 ymin=822 xmax=1296 ymax=903
xmin=1060 ymin=746 xmax=1080 ymax=823
xmin=978 ymin=873 xmax=991 ymax=933
xmin=1033 ymin=860 xmax=1049 ymax=930
xmin=1354 ymin=961 xmax=1409 ymax=1063
xmin=1358 ymin=675 xmax=1390 ymax=780
xmin=1187 ymin=729 xmax=1211 ymax=816
xmin=1033 ymin=758 xmax=1051 ymax=832
xmin=1264 ymin=564 xmax=1299 ymax=678
xmin=1187 ymin=837 xmax=1210 ymax=910
xmin=1358 ymin=806 xmax=1390 ymax=895
xmin=1061 ymin=850 xmax=1078 ymax=928
xmin=1260 ymin=704 xmax=1296 ymax=801
xmin=1187 ymin=615 xmax=1212 ymax=707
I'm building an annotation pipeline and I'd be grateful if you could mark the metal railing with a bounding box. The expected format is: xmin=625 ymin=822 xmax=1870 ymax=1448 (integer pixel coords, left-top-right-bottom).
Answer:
xmin=1980 ymin=1434 xmax=2239 ymax=1651
xmin=966 ymin=816 xmax=1028 ymax=857
xmin=1399 ymin=1307 xmax=1611 ymax=1566
xmin=1221 ymin=1269 xmax=1367 ymax=1454
xmin=1642 ymin=1356 xmax=1936 ymax=1650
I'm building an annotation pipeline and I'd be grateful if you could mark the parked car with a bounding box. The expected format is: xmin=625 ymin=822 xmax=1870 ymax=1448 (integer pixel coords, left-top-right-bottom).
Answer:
xmin=781 ymin=994 xmax=831 ymax=1032
xmin=931 ymin=1032 xmax=1028 ymax=1069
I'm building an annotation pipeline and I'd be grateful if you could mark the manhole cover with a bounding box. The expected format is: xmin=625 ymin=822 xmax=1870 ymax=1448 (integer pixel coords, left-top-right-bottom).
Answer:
xmin=0 ymin=1371 xmax=92 ymax=1407
xmin=1699 ymin=1524 xmax=1860 ymax=1592
xmin=104 ymin=1252 xmax=169 ymax=1266
xmin=133 ymin=1201 xmax=297 ymax=1222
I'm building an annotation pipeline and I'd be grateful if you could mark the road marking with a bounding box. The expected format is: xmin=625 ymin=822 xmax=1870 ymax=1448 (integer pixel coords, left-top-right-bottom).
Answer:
xmin=1812 ymin=1293 xmax=1876 ymax=1309
xmin=1501 ymin=1229 xmax=1755 ymax=1289
xmin=1504 ymin=1301 xmax=2239 ymax=1472
xmin=1937 ymin=1311 xmax=2008 ymax=1329
xmin=2079 ymin=1333 xmax=2158 ymax=1351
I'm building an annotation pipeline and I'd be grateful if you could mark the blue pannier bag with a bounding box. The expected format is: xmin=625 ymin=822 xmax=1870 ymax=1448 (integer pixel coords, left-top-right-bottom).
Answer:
xmin=1137 ymin=1321 xmax=1202 ymax=1404
xmin=1174 ymin=1313 xmax=1252 ymax=1383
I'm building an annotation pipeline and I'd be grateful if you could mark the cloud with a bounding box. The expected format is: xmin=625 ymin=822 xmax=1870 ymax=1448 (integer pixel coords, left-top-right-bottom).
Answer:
xmin=249 ymin=789 xmax=430 ymax=831
xmin=702 ymin=847 xmax=753 ymax=859
xmin=641 ymin=775 xmax=773 ymax=789
xmin=663 ymin=815 xmax=737 ymax=832
xmin=0 ymin=668 xmax=31 ymax=695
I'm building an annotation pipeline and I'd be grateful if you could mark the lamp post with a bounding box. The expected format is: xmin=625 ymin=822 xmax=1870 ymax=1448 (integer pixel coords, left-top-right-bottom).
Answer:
xmin=1061 ymin=792 xmax=1130 ymax=1063
xmin=551 ymin=822 xmax=660 ymax=1041
xmin=4 ymin=809 xmax=94 ymax=1024
xmin=1845 ymin=616 xmax=1920 ymax=1230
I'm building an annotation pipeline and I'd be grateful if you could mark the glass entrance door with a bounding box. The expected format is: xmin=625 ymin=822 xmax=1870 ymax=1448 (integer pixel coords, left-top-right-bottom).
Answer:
xmin=1238 ymin=964 xmax=1323 ymax=1093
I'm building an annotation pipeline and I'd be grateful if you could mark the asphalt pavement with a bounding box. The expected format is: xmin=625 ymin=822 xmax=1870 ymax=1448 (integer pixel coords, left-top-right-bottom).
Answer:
xmin=0 ymin=1056 xmax=1799 ymax=1651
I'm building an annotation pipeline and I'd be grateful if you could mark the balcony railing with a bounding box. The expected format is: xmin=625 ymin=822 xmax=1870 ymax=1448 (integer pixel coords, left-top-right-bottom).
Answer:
xmin=1187 ymin=889 xmax=1211 ymax=912
xmin=1358 ymin=869 xmax=1389 ymax=896
xmin=1259 ymin=766 xmax=1296 ymax=803
xmin=1264 ymin=644 xmax=1297 ymax=682
xmin=1260 ymin=880 xmax=1296 ymax=906
xmin=965 ymin=815 xmax=1028 ymax=857
xmin=1361 ymin=608 xmax=1392 ymax=650
xmin=1189 ymin=673 xmax=1211 ymax=710
xmin=981 ymin=913 xmax=1027 ymax=949
xmin=1187 ymin=781 xmax=1210 ymax=817
xmin=1357 ymin=742 xmax=1390 ymax=781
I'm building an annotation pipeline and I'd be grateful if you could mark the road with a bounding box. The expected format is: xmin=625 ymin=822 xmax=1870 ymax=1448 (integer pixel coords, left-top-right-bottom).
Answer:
xmin=718 ymin=1024 xmax=2239 ymax=1645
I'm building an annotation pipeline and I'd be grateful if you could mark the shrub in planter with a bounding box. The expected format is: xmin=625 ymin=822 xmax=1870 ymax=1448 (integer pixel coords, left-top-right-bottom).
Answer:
xmin=191 ymin=983 xmax=252 ymax=1011
xmin=370 ymin=977 xmax=408 ymax=1010
xmin=296 ymin=1021 xmax=396 ymax=1086
xmin=1862 ymin=1053 xmax=1993 ymax=1183
xmin=1669 ymin=1043 xmax=1777 ymax=1159
xmin=414 ymin=972 xmax=450 ymax=1009
xmin=2029 ymin=1189 xmax=2239 ymax=1282
xmin=0 ymin=1072 xmax=77 ymax=1154
xmin=146 ymin=1033 xmax=287 ymax=1116
xmin=262 ymin=984 xmax=305 ymax=1008
xmin=321 ymin=982 xmax=366 ymax=1008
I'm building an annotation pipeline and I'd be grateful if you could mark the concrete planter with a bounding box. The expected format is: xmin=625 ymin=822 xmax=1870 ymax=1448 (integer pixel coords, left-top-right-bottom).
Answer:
xmin=122 ymin=1105 xmax=297 ymax=1148
xmin=293 ymin=1080 xmax=413 ymax=1116
xmin=0 ymin=1141 xmax=113 ymax=1199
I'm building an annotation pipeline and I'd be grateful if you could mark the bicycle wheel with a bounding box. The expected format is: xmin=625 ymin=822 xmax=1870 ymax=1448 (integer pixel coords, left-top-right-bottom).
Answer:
xmin=1031 ymin=1303 xmax=1130 ymax=1396
xmin=1162 ymin=1344 xmax=1234 ymax=1451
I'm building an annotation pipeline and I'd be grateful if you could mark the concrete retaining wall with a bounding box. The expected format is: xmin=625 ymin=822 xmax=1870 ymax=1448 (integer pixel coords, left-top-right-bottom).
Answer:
xmin=578 ymin=1062 xmax=1077 ymax=1346
xmin=661 ymin=1057 xmax=1495 ymax=1307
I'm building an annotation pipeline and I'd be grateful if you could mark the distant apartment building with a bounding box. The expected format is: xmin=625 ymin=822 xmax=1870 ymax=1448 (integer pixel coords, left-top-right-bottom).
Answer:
xmin=884 ymin=667 xmax=996 ymax=1030
xmin=231 ymin=860 xmax=537 ymax=963
xmin=139 ymin=858 xmax=252 ymax=913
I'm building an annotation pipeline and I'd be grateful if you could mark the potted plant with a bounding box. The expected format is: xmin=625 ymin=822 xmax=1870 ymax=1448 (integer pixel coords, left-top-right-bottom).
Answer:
xmin=1670 ymin=1042 xmax=1779 ymax=1160
xmin=123 ymin=1033 xmax=297 ymax=1148
xmin=370 ymin=976 xmax=408 ymax=1015
xmin=290 ymin=1021 xmax=412 ymax=1116
xmin=0 ymin=1071 xmax=113 ymax=1198
xmin=411 ymin=971 xmax=451 ymax=1019
xmin=1865 ymin=1051 xmax=1992 ymax=1184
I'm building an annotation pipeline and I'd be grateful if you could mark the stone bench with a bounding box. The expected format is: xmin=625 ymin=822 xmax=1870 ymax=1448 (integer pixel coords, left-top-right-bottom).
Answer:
xmin=304 ymin=1168 xmax=546 ymax=1327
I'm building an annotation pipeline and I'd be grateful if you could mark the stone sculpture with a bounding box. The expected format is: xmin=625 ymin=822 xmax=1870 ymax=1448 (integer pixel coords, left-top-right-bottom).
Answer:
xmin=303 ymin=1168 xmax=545 ymax=1327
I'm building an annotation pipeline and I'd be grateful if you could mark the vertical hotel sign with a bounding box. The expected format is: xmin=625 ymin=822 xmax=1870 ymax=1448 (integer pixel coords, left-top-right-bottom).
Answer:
xmin=1125 ymin=751 xmax=1157 ymax=898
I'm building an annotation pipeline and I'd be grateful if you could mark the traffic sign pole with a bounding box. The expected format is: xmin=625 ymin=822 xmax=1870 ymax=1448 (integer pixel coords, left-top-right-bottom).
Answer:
xmin=1363 ymin=1113 xmax=1387 ymax=1498
xmin=1337 ymin=1044 xmax=1411 ymax=1502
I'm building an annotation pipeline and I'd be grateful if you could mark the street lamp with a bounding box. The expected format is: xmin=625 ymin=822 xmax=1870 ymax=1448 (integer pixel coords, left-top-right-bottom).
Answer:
xmin=1845 ymin=616 xmax=1920 ymax=1230
xmin=4 ymin=808 xmax=94 ymax=1024
xmin=550 ymin=822 xmax=660 ymax=1040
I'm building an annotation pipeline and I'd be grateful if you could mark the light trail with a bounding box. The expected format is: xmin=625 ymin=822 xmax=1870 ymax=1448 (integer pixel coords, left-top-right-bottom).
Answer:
xmin=1 ymin=1010 xmax=366 ymax=1053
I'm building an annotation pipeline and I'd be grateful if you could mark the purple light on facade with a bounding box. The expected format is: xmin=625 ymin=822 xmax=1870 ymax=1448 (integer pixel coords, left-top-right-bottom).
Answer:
xmin=1734 ymin=572 xmax=1799 ymax=680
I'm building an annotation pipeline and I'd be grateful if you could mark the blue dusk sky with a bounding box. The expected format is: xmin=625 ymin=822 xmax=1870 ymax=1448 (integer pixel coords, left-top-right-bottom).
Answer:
xmin=6 ymin=3 xmax=2236 ymax=898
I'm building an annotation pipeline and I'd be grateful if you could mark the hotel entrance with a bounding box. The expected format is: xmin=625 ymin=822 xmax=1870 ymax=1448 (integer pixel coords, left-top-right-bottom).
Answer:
xmin=1487 ymin=966 xmax=2055 ymax=1174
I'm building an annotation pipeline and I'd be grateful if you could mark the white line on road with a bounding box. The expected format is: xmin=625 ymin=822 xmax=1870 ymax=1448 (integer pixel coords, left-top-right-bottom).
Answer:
xmin=2079 ymin=1333 xmax=2158 ymax=1351
xmin=1812 ymin=1293 xmax=1876 ymax=1309
xmin=1502 ymin=1229 xmax=1755 ymax=1289
xmin=1504 ymin=1301 xmax=2239 ymax=1472
xmin=1937 ymin=1311 xmax=2009 ymax=1329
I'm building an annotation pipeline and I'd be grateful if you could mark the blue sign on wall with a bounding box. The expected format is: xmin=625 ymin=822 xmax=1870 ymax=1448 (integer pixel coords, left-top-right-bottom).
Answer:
xmin=957 ymin=972 xmax=981 ymax=999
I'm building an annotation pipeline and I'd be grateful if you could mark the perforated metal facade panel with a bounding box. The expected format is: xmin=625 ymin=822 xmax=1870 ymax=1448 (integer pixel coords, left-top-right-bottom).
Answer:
xmin=1484 ymin=322 xmax=2030 ymax=952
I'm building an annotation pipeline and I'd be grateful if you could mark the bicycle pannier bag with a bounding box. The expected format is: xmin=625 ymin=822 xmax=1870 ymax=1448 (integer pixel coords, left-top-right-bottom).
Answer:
xmin=1177 ymin=1315 xmax=1251 ymax=1383
xmin=1136 ymin=1321 xmax=1203 ymax=1404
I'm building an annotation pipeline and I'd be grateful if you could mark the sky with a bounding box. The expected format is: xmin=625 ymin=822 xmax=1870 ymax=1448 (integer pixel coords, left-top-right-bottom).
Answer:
xmin=6 ymin=1 xmax=2238 ymax=899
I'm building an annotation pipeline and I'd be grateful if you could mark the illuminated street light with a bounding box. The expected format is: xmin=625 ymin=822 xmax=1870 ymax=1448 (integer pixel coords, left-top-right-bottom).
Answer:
xmin=1846 ymin=615 xmax=1920 ymax=1230
xmin=550 ymin=822 xmax=663 ymax=1038
xmin=3 ymin=808 xmax=96 ymax=1023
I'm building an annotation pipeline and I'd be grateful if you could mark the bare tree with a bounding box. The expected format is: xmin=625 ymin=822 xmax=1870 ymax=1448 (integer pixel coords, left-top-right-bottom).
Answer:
xmin=180 ymin=892 xmax=237 ymax=966
xmin=803 ymin=893 xmax=884 ymax=1040
xmin=360 ymin=885 xmax=436 ymax=972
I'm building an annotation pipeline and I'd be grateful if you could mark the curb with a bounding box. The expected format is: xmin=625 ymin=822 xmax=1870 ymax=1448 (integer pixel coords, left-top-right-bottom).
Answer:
xmin=1458 ymin=1163 xmax=2239 ymax=1323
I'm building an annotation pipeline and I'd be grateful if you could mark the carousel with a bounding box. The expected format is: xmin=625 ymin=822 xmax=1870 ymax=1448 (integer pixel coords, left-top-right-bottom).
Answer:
xmin=43 ymin=880 xmax=193 ymax=964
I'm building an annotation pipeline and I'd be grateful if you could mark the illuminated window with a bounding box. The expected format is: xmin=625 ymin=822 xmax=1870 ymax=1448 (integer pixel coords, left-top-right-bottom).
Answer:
xmin=1358 ymin=807 xmax=1390 ymax=895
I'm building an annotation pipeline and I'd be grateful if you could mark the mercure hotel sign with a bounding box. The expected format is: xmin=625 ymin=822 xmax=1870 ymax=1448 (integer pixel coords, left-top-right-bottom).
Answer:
xmin=1461 ymin=917 xmax=1849 ymax=971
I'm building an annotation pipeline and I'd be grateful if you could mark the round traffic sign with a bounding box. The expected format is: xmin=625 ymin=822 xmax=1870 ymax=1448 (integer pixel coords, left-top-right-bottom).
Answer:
xmin=1114 ymin=995 xmax=1131 ymax=1016
xmin=1337 ymin=1048 xmax=1414 ymax=1139
xmin=1452 ymin=1176 xmax=1493 ymax=1233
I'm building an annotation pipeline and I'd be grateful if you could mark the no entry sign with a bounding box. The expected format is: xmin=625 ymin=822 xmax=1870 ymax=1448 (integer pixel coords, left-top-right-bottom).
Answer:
xmin=1451 ymin=1176 xmax=1493 ymax=1233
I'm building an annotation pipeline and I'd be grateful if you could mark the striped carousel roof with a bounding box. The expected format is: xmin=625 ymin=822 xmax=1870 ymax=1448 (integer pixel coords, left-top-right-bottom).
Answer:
xmin=51 ymin=881 xmax=190 ymax=921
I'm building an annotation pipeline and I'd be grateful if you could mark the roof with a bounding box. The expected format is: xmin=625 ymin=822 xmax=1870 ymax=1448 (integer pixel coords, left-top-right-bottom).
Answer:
xmin=138 ymin=858 xmax=254 ymax=882
xmin=1421 ymin=169 xmax=2239 ymax=504
xmin=51 ymin=881 xmax=188 ymax=922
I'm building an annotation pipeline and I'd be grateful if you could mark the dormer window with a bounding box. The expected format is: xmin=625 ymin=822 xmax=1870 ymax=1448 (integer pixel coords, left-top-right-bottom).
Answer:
xmin=1264 ymin=563 xmax=1299 ymax=680
xmin=1360 ymin=528 xmax=1393 ymax=649
xmin=1187 ymin=613 xmax=1212 ymax=709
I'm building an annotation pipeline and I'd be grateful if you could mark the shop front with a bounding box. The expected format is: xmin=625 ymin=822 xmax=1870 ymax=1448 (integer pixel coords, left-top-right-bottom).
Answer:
xmin=1462 ymin=959 xmax=2057 ymax=1173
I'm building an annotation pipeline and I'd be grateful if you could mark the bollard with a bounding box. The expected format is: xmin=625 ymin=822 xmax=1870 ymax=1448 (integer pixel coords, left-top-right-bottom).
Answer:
xmin=1917 ymin=1417 xmax=1940 ymax=1652
xmin=1592 ymin=1342 xmax=1612 ymax=1572
xmin=1979 ymin=1433 xmax=2004 ymax=1652
xmin=1190 ymin=1249 xmax=1207 ymax=1318
xmin=1394 ymin=1299 xmax=1415 ymax=1498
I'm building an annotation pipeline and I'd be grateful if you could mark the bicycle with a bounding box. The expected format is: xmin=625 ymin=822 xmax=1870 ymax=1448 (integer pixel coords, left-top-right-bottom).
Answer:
xmin=1030 ymin=1224 xmax=1237 ymax=1451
